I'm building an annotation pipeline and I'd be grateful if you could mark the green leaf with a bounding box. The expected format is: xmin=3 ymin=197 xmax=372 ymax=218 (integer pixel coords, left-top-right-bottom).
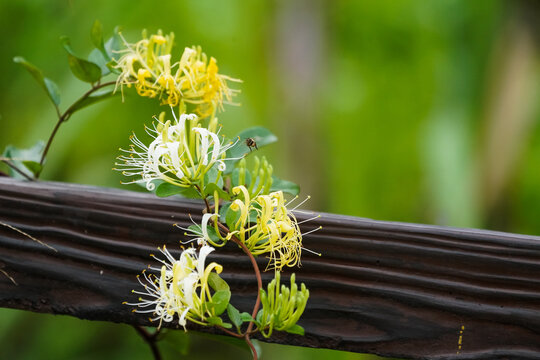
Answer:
xmin=225 ymin=206 xmax=241 ymax=230
xmin=22 ymin=161 xmax=42 ymax=175
xmin=13 ymin=57 xmax=61 ymax=106
xmin=187 ymin=224 xmax=202 ymax=234
xmin=105 ymin=26 xmax=123 ymax=62
xmin=204 ymin=182 xmax=230 ymax=200
xmin=251 ymin=339 xmax=262 ymax=359
xmin=210 ymin=289 xmax=231 ymax=316
xmin=270 ymin=176 xmax=300 ymax=196
xmin=207 ymin=272 xmax=230 ymax=292
xmin=88 ymin=48 xmax=110 ymax=76
xmin=205 ymin=316 xmax=232 ymax=329
xmin=43 ymin=78 xmax=61 ymax=106
xmin=90 ymin=20 xmax=107 ymax=58
xmin=226 ymin=304 xmax=243 ymax=330
xmin=68 ymin=87 xmax=117 ymax=114
xmin=2 ymin=141 xmax=45 ymax=179
xmin=240 ymin=312 xmax=254 ymax=323
xmin=231 ymin=167 xmax=252 ymax=188
xmin=204 ymin=165 xmax=224 ymax=188
xmin=223 ymin=127 xmax=278 ymax=173
xmin=206 ymin=316 xmax=224 ymax=326
xmin=219 ymin=201 xmax=231 ymax=219
xmin=155 ymin=182 xmax=184 ymax=197
xmin=153 ymin=182 xmax=201 ymax=198
xmin=285 ymin=324 xmax=305 ymax=336
xmin=161 ymin=330 xmax=190 ymax=356
xmin=61 ymin=36 xmax=102 ymax=83
xmin=205 ymin=225 xmax=223 ymax=244
xmin=255 ymin=309 xmax=264 ymax=324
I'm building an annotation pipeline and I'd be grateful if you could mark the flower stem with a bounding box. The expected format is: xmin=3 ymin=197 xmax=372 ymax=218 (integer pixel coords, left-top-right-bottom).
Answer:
xmin=216 ymin=222 xmax=262 ymax=338
xmin=244 ymin=334 xmax=258 ymax=360
xmin=194 ymin=185 xmax=212 ymax=213
xmin=37 ymin=81 xmax=117 ymax=178
xmin=216 ymin=325 xmax=244 ymax=338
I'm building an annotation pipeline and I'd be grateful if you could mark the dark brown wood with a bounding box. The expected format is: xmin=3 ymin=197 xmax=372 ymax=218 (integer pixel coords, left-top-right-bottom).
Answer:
xmin=0 ymin=177 xmax=539 ymax=359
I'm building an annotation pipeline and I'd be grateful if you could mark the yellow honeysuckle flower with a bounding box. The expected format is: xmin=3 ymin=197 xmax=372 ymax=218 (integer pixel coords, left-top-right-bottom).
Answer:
xmin=227 ymin=186 xmax=320 ymax=271
xmin=114 ymin=30 xmax=241 ymax=118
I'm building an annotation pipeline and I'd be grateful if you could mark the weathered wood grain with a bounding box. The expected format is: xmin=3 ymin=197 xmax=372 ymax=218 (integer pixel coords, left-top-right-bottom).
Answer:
xmin=0 ymin=177 xmax=539 ymax=359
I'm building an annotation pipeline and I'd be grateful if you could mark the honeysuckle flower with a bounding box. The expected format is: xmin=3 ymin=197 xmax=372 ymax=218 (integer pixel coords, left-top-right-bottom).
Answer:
xmin=177 ymin=46 xmax=241 ymax=119
xmin=114 ymin=30 xmax=178 ymax=105
xmin=226 ymin=186 xmax=320 ymax=271
xmin=124 ymin=244 xmax=223 ymax=330
xmin=115 ymin=110 xmax=239 ymax=190
xmin=175 ymin=213 xmax=227 ymax=247
xmin=114 ymin=30 xmax=240 ymax=116
xmin=259 ymin=272 xmax=309 ymax=338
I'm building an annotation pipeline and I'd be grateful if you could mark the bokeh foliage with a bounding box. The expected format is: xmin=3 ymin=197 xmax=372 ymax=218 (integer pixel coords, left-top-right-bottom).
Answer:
xmin=1 ymin=0 xmax=540 ymax=359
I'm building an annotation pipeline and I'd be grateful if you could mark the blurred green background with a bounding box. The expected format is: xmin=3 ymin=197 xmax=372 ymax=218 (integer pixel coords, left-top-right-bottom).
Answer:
xmin=2 ymin=0 xmax=540 ymax=359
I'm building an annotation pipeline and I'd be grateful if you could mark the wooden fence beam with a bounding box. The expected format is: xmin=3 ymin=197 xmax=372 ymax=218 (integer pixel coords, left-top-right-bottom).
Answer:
xmin=0 ymin=177 xmax=539 ymax=359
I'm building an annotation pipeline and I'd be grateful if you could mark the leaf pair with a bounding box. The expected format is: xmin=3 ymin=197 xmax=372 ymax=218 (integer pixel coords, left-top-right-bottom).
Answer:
xmin=60 ymin=21 xmax=122 ymax=83
xmin=1 ymin=142 xmax=44 ymax=179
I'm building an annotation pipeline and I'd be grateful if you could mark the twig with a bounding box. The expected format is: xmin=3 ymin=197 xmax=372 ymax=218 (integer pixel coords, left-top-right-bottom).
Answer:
xmin=37 ymin=81 xmax=116 ymax=177
xmin=244 ymin=334 xmax=258 ymax=360
xmin=133 ymin=325 xmax=162 ymax=360
xmin=216 ymin=325 xmax=243 ymax=338
xmin=194 ymin=185 xmax=211 ymax=213
xmin=216 ymin=221 xmax=262 ymax=360
xmin=1 ymin=160 xmax=34 ymax=181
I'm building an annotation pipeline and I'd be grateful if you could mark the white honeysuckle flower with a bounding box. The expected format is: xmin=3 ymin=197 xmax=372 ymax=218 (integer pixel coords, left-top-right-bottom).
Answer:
xmin=199 ymin=213 xmax=217 ymax=245
xmin=124 ymin=244 xmax=223 ymax=331
xmin=115 ymin=109 xmax=240 ymax=191
xmin=175 ymin=213 xmax=222 ymax=247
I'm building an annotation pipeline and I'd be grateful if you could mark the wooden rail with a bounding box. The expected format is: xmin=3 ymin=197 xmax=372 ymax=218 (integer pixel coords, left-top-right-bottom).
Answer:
xmin=0 ymin=177 xmax=539 ymax=359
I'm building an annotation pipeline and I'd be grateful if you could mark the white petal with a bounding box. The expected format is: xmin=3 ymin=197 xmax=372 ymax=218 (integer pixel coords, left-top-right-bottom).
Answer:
xmin=197 ymin=244 xmax=215 ymax=276
xmin=200 ymin=213 xmax=217 ymax=244
xmin=194 ymin=127 xmax=210 ymax=165
xmin=182 ymin=273 xmax=199 ymax=308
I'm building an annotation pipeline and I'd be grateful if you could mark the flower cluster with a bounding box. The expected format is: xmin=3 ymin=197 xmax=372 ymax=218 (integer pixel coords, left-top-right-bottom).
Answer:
xmin=115 ymin=110 xmax=238 ymax=191
xmin=114 ymin=30 xmax=240 ymax=117
xmin=258 ymin=272 xmax=309 ymax=338
xmin=225 ymin=185 xmax=305 ymax=271
xmin=234 ymin=156 xmax=274 ymax=200
xmin=125 ymin=245 xmax=223 ymax=330
xmin=113 ymin=29 xmax=317 ymax=352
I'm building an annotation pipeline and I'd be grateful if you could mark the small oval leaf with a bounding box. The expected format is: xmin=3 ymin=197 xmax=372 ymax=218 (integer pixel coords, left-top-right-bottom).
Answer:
xmin=227 ymin=304 xmax=243 ymax=329
xmin=208 ymin=272 xmax=230 ymax=292
xmin=223 ymin=127 xmax=278 ymax=173
xmin=91 ymin=20 xmax=106 ymax=57
xmin=2 ymin=141 xmax=45 ymax=179
xmin=210 ymin=289 xmax=231 ymax=316
xmin=61 ymin=36 xmax=103 ymax=83
xmin=14 ymin=57 xmax=61 ymax=106
xmin=269 ymin=176 xmax=300 ymax=196
xmin=155 ymin=182 xmax=184 ymax=197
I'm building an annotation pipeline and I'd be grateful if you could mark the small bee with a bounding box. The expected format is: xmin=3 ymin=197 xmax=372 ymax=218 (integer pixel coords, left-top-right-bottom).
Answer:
xmin=245 ymin=137 xmax=258 ymax=152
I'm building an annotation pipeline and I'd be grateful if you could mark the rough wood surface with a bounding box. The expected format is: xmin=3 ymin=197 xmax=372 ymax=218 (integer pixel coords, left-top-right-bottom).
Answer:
xmin=0 ymin=177 xmax=539 ymax=359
